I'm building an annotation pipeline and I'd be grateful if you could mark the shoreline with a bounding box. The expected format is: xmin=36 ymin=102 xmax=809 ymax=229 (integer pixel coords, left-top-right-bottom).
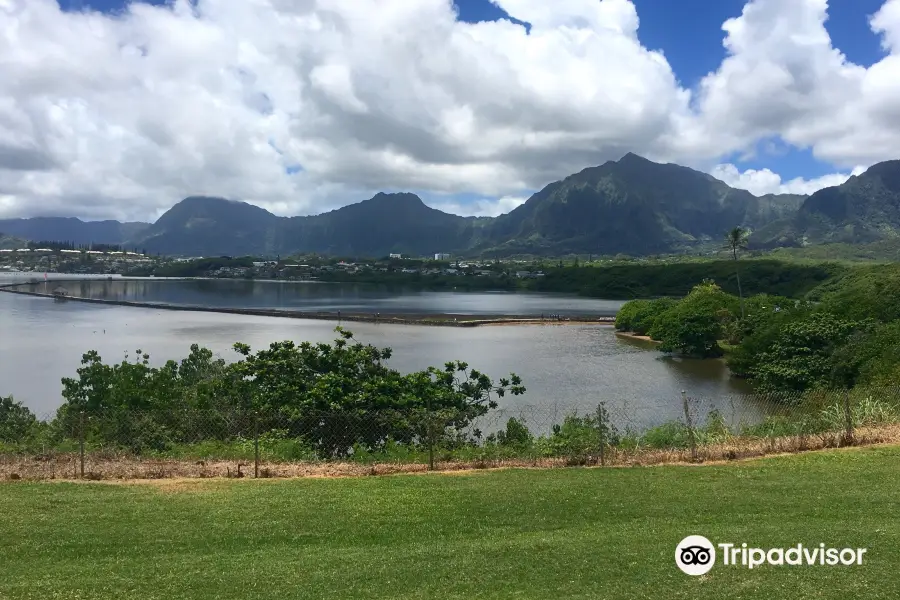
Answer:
xmin=614 ymin=331 xmax=661 ymax=345
xmin=0 ymin=283 xmax=616 ymax=328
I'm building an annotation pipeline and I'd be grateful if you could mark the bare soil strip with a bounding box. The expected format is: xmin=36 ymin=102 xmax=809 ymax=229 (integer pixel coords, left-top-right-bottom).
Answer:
xmin=4 ymin=424 xmax=897 ymax=484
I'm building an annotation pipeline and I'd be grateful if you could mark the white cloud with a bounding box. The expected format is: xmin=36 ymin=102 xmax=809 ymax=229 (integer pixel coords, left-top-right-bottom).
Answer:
xmin=426 ymin=194 xmax=528 ymax=217
xmin=710 ymin=163 xmax=867 ymax=196
xmin=0 ymin=0 xmax=899 ymax=222
xmin=0 ymin=0 xmax=691 ymax=221
xmin=683 ymin=0 xmax=900 ymax=170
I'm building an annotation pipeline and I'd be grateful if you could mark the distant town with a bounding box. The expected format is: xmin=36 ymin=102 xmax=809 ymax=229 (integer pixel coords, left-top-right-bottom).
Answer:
xmin=0 ymin=246 xmax=552 ymax=281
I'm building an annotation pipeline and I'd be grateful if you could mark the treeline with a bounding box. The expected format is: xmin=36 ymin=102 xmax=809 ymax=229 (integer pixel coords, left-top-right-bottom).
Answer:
xmin=153 ymin=257 xmax=256 ymax=277
xmin=318 ymin=270 xmax=519 ymax=291
xmin=147 ymin=257 xmax=846 ymax=300
xmin=25 ymin=240 xmax=128 ymax=252
xmin=530 ymin=260 xmax=844 ymax=299
xmin=615 ymin=262 xmax=900 ymax=394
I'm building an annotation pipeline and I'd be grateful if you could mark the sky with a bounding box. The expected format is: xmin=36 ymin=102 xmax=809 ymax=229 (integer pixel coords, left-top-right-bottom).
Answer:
xmin=2 ymin=0 xmax=900 ymax=222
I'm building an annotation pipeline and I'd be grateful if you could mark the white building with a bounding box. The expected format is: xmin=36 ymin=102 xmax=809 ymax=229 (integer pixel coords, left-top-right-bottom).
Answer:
xmin=434 ymin=253 xmax=451 ymax=260
xmin=389 ymin=253 xmax=402 ymax=259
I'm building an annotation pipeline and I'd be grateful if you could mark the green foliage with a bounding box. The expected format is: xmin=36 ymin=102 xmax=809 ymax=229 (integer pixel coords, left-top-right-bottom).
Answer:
xmin=0 ymin=396 xmax=39 ymax=444
xmin=614 ymin=298 xmax=675 ymax=335
xmin=486 ymin=417 xmax=534 ymax=448
xmin=537 ymin=415 xmax=601 ymax=462
xmin=725 ymin=227 xmax=748 ymax=259
xmin=648 ymin=281 xmax=739 ymax=357
xmin=54 ymin=328 xmax=524 ymax=456
xmin=766 ymin=238 xmax=900 ymax=263
xmin=741 ymin=312 xmax=867 ymax=393
xmin=827 ymin=321 xmax=900 ymax=388
xmin=153 ymin=257 xmax=256 ymax=278
xmin=638 ymin=411 xmax=731 ymax=449
xmin=817 ymin=263 xmax=900 ymax=323
xmin=531 ymin=260 xmax=841 ymax=300
xmin=533 ymin=405 xmax=619 ymax=462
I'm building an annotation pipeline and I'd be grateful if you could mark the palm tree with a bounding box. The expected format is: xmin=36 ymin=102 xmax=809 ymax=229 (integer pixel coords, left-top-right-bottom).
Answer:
xmin=725 ymin=227 xmax=748 ymax=319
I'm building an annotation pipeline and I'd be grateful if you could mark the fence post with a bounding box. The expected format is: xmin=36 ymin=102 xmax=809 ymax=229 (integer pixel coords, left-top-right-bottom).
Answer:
xmin=426 ymin=398 xmax=435 ymax=471
xmin=596 ymin=403 xmax=606 ymax=467
xmin=842 ymin=390 xmax=854 ymax=446
xmin=254 ymin=411 xmax=260 ymax=478
xmin=78 ymin=411 xmax=85 ymax=479
xmin=681 ymin=391 xmax=697 ymax=462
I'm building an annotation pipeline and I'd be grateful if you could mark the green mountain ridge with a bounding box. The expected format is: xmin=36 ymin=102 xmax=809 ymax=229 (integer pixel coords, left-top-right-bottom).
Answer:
xmin=0 ymin=233 xmax=29 ymax=250
xmin=3 ymin=154 xmax=899 ymax=257
xmin=751 ymin=159 xmax=900 ymax=249
xmin=0 ymin=218 xmax=150 ymax=248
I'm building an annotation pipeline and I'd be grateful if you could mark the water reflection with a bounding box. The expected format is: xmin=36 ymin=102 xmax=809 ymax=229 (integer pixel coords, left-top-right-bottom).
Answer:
xmin=17 ymin=278 xmax=626 ymax=317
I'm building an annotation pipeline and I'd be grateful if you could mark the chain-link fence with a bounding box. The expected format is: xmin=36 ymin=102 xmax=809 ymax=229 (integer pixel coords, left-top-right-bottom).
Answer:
xmin=3 ymin=387 xmax=900 ymax=480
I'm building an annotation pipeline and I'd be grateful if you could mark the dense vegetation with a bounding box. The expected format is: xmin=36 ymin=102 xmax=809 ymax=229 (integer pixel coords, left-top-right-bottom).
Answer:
xmin=1 ymin=329 xmax=524 ymax=457
xmin=151 ymin=256 xmax=256 ymax=277
xmin=124 ymin=254 xmax=845 ymax=301
xmin=616 ymin=262 xmax=900 ymax=394
xmin=534 ymin=259 xmax=841 ymax=299
xmin=316 ymin=270 xmax=519 ymax=292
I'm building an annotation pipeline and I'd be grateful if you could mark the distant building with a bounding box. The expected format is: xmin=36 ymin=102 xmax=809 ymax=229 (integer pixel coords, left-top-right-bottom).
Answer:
xmin=389 ymin=253 xmax=402 ymax=259
xmin=434 ymin=253 xmax=451 ymax=260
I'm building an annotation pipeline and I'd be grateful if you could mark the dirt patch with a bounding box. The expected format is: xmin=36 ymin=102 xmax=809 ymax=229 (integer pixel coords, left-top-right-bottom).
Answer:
xmin=614 ymin=331 xmax=661 ymax=344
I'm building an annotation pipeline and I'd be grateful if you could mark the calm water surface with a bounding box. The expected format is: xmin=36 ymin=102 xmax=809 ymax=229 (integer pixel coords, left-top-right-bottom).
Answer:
xmin=15 ymin=277 xmax=625 ymax=316
xmin=0 ymin=277 xmax=753 ymax=428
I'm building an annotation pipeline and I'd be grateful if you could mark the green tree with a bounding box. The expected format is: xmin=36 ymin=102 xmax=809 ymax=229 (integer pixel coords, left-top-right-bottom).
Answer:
xmin=725 ymin=227 xmax=748 ymax=319
xmin=748 ymin=312 xmax=867 ymax=393
xmin=723 ymin=293 xmax=799 ymax=345
xmin=614 ymin=298 xmax=676 ymax=335
xmin=0 ymin=396 xmax=38 ymax=444
xmin=828 ymin=321 xmax=900 ymax=388
xmin=818 ymin=264 xmax=900 ymax=323
xmin=649 ymin=281 xmax=739 ymax=357
xmin=56 ymin=329 xmax=524 ymax=456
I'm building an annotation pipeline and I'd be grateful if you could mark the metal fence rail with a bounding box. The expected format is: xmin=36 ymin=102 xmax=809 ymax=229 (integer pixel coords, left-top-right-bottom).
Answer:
xmin=2 ymin=386 xmax=900 ymax=480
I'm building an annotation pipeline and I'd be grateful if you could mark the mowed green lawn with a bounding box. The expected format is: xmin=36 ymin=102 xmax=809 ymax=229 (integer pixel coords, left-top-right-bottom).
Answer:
xmin=1 ymin=447 xmax=899 ymax=600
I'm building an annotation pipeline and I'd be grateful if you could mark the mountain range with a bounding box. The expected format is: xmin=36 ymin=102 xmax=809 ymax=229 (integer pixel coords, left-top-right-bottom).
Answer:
xmin=1 ymin=153 xmax=898 ymax=257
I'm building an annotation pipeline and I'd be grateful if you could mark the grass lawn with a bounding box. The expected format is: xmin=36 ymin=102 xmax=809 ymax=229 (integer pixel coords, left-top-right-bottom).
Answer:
xmin=1 ymin=446 xmax=898 ymax=600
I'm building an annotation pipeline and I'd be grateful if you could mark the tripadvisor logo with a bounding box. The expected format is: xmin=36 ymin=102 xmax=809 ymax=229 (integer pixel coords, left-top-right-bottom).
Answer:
xmin=676 ymin=535 xmax=716 ymax=576
xmin=675 ymin=536 xmax=867 ymax=576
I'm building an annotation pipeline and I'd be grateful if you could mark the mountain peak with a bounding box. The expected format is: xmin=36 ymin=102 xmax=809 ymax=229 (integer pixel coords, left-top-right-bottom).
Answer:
xmin=176 ymin=195 xmax=244 ymax=207
xmin=617 ymin=152 xmax=651 ymax=164
xmin=368 ymin=192 xmax=426 ymax=207
xmin=859 ymin=159 xmax=900 ymax=191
